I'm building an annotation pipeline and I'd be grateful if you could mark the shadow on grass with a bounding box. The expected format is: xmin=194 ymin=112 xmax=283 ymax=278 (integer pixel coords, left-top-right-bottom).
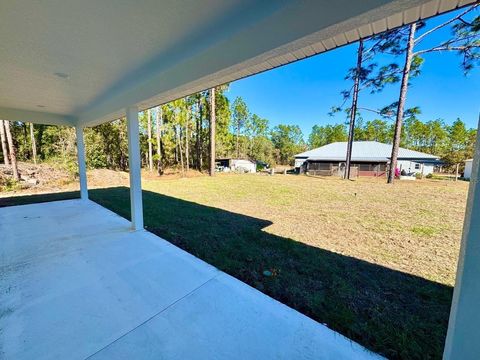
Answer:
xmin=1 ymin=187 xmax=453 ymax=359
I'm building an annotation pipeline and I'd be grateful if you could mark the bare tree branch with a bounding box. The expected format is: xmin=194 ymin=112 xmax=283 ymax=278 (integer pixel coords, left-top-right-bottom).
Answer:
xmin=414 ymin=44 xmax=480 ymax=56
xmin=357 ymin=107 xmax=393 ymax=118
xmin=414 ymin=4 xmax=478 ymax=45
xmin=458 ymin=17 xmax=474 ymax=27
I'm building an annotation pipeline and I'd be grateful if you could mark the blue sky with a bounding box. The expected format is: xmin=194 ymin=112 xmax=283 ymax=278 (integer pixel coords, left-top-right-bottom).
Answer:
xmin=225 ymin=9 xmax=480 ymax=139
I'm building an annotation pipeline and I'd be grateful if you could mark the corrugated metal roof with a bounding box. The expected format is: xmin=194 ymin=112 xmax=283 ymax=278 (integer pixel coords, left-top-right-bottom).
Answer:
xmin=295 ymin=141 xmax=439 ymax=161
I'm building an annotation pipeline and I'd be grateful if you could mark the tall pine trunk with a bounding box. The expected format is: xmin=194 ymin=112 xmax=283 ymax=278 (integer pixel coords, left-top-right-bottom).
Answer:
xmin=155 ymin=106 xmax=163 ymax=175
xmin=4 ymin=120 xmax=19 ymax=180
xmin=196 ymin=98 xmax=201 ymax=171
xmin=388 ymin=23 xmax=416 ymax=184
xmin=0 ymin=120 xmax=10 ymax=166
xmin=185 ymin=110 xmax=190 ymax=172
xmin=209 ymin=88 xmax=216 ymax=176
xmin=30 ymin=123 xmax=37 ymax=164
xmin=174 ymin=125 xmax=178 ymax=163
xmin=236 ymin=124 xmax=240 ymax=158
xmin=147 ymin=109 xmax=153 ymax=171
xmin=37 ymin=125 xmax=45 ymax=160
xmin=177 ymin=125 xmax=185 ymax=176
xmin=198 ymin=100 xmax=203 ymax=170
xmin=22 ymin=123 xmax=28 ymax=155
xmin=345 ymin=38 xmax=363 ymax=179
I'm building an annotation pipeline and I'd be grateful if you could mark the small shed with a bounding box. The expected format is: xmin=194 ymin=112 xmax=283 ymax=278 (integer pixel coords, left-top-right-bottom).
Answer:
xmin=464 ymin=159 xmax=473 ymax=179
xmin=216 ymin=158 xmax=256 ymax=173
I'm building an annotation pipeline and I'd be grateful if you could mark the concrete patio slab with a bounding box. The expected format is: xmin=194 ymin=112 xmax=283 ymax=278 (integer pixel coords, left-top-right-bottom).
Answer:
xmin=0 ymin=199 xmax=382 ymax=359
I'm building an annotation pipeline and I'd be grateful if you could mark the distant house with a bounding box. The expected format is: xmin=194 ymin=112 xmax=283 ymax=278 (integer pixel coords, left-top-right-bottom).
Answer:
xmin=294 ymin=141 xmax=442 ymax=177
xmin=464 ymin=159 xmax=473 ymax=179
xmin=216 ymin=158 xmax=256 ymax=173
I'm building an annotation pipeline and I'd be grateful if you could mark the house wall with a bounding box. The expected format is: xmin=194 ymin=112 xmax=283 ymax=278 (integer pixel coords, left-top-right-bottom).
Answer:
xmin=356 ymin=163 xmax=387 ymax=177
xmin=305 ymin=161 xmax=387 ymax=177
xmin=397 ymin=160 xmax=434 ymax=175
xmin=300 ymin=158 xmax=436 ymax=176
xmin=294 ymin=157 xmax=307 ymax=169
xmin=231 ymin=159 xmax=256 ymax=173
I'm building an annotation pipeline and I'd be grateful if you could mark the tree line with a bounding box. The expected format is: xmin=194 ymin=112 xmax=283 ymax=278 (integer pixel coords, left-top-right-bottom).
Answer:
xmin=1 ymin=106 xmax=475 ymax=179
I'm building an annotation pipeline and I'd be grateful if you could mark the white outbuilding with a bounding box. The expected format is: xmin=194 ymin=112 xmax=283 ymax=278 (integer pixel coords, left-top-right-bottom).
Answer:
xmin=464 ymin=159 xmax=473 ymax=179
xmin=216 ymin=158 xmax=256 ymax=173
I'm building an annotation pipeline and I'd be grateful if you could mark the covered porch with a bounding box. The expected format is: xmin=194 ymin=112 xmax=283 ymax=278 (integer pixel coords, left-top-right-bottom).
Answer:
xmin=0 ymin=199 xmax=378 ymax=359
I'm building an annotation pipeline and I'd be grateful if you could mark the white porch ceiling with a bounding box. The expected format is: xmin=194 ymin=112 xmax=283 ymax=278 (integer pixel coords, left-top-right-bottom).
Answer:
xmin=0 ymin=0 xmax=476 ymax=127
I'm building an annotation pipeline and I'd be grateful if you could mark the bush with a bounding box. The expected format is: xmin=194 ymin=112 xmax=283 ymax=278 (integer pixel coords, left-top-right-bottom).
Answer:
xmin=0 ymin=176 xmax=20 ymax=192
xmin=44 ymin=156 xmax=78 ymax=179
xmin=426 ymin=173 xmax=433 ymax=179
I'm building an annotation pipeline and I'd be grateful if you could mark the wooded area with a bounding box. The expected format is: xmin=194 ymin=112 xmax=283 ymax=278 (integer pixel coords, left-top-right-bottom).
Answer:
xmin=1 ymin=109 xmax=476 ymax=177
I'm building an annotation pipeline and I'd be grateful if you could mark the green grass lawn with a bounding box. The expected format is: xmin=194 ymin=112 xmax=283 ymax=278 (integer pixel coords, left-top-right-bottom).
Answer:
xmin=1 ymin=174 xmax=469 ymax=359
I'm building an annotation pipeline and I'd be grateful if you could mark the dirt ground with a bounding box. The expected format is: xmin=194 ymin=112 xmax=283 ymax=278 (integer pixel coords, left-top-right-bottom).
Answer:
xmin=0 ymin=162 xmax=207 ymax=194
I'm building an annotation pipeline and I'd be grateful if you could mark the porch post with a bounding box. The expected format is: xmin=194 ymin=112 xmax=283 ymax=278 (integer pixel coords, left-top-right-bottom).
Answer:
xmin=75 ymin=126 xmax=88 ymax=201
xmin=444 ymin=120 xmax=480 ymax=359
xmin=126 ymin=106 xmax=144 ymax=231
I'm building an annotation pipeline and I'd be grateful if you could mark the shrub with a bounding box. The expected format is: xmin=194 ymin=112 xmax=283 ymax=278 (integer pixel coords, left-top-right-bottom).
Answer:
xmin=0 ymin=176 xmax=20 ymax=192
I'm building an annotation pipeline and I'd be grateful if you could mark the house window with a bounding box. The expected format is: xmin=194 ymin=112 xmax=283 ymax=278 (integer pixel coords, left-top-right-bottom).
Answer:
xmin=415 ymin=163 xmax=421 ymax=170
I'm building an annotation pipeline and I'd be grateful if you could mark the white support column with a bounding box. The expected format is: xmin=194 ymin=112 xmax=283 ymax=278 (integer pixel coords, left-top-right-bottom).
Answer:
xmin=75 ymin=126 xmax=88 ymax=201
xmin=444 ymin=120 xmax=480 ymax=359
xmin=126 ymin=106 xmax=144 ymax=231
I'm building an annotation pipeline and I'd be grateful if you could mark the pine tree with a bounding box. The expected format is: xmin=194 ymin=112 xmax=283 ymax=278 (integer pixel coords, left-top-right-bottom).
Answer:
xmin=209 ymin=87 xmax=216 ymax=176
xmin=0 ymin=120 xmax=10 ymax=166
xmin=4 ymin=120 xmax=19 ymax=180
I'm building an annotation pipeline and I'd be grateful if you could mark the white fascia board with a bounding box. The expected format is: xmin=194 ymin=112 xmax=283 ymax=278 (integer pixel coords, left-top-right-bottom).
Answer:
xmin=0 ymin=107 xmax=76 ymax=126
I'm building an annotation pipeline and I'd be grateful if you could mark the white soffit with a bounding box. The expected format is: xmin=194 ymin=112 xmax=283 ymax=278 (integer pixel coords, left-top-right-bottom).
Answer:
xmin=0 ymin=0 xmax=476 ymax=127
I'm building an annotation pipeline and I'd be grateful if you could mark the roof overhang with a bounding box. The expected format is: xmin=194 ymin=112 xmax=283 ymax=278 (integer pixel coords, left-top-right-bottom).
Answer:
xmin=0 ymin=107 xmax=75 ymax=127
xmin=1 ymin=0 xmax=475 ymax=127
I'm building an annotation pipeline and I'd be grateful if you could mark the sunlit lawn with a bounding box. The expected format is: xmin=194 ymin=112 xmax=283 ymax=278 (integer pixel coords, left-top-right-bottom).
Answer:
xmin=1 ymin=173 xmax=469 ymax=359
xmin=139 ymin=174 xmax=466 ymax=286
